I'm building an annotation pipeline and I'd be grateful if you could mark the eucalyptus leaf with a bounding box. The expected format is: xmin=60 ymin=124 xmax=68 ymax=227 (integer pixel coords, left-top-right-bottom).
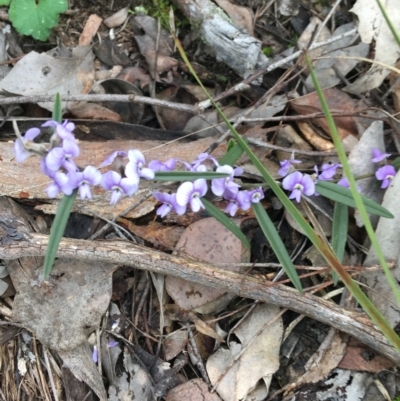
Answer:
xmin=315 ymin=181 xmax=394 ymax=219
xmin=202 ymin=198 xmax=250 ymax=249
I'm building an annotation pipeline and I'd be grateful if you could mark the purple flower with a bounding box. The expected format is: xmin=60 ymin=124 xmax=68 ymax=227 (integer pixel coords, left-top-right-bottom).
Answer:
xmin=45 ymin=171 xmax=76 ymax=198
xmin=211 ymin=165 xmax=242 ymax=197
xmin=337 ymin=177 xmax=361 ymax=192
xmin=148 ymin=158 xmax=177 ymax=172
xmin=249 ymin=187 xmax=264 ymax=203
xmin=125 ymin=149 xmax=155 ymax=184
xmin=101 ymin=171 xmax=138 ymax=204
xmin=278 ymin=159 xmax=302 ymax=177
xmin=337 ymin=177 xmax=350 ymax=188
xmin=14 ymin=127 xmax=42 ymax=162
xmin=318 ymin=163 xmax=341 ymax=181
xmin=372 ymin=148 xmax=390 ymax=163
xmin=191 ymin=153 xmax=219 ymax=170
xmin=70 ymin=166 xmax=102 ymax=200
xmin=176 ymin=179 xmax=208 ymax=212
xmin=92 ymin=345 xmax=98 ymax=363
xmin=108 ymin=341 xmax=119 ymax=348
xmin=224 ymin=190 xmax=252 ymax=216
xmin=375 ymin=165 xmax=396 ymax=189
xmin=42 ymin=120 xmax=76 ymax=145
xmin=99 ymin=151 xmax=128 ymax=168
xmin=45 ymin=140 xmax=80 ymax=172
xmin=153 ymin=192 xmax=186 ymax=217
xmin=282 ymin=172 xmax=315 ymax=202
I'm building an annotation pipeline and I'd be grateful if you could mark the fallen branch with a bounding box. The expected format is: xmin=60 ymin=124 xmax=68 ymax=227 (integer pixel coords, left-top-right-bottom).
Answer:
xmin=1 ymin=231 xmax=399 ymax=365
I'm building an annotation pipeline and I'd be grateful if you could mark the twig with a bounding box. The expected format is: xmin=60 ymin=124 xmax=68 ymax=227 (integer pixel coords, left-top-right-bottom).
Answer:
xmin=1 ymin=232 xmax=399 ymax=365
xmin=0 ymin=94 xmax=198 ymax=113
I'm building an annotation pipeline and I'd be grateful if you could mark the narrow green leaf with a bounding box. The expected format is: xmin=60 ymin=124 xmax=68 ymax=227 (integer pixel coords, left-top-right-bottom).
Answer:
xmin=218 ymin=141 xmax=245 ymax=166
xmin=376 ymin=0 xmax=400 ymax=47
xmin=331 ymin=202 xmax=348 ymax=285
xmin=316 ymin=181 xmax=394 ymax=219
xmin=52 ymin=93 xmax=62 ymax=123
xmin=252 ymin=202 xmax=303 ymax=293
xmin=154 ymin=171 xmax=228 ymax=181
xmin=43 ymin=190 xmax=77 ymax=278
xmin=201 ymin=198 xmax=250 ymax=249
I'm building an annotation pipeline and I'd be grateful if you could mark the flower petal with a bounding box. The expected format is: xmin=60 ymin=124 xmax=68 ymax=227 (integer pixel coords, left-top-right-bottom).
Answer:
xmin=83 ymin=166 xmax=102 ymax=185
xmin=193 ymin=179 xmax=207 ymax=196
xmin=190 ymin=197 xmax=204 ymax=212
xmin=46 ymin=147 xmax=65 ymax=171
xmin=282 ymin=171 xmax=302 ymax=191
xmin=140 ymin=167 xmax=155 ymax=180
xmin=101 ymin=171 xmax=121 ymax=191
xmin=176 ymin=181 xmax=194 ymax=206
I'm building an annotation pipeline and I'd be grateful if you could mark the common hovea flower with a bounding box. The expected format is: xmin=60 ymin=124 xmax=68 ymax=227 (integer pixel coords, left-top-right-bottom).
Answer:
xmin=46 ymin=171 xmax=76 ymax=198
xmin=42 ymin=120 xmax=76 ymax=143
xmin=70 ymin=166 xmax=102 ymax=200
xmin=125 ymin=149 xmax=155 ymax=184
xmin=148 ymin=158 xmax=176 ymax=172
xmin=282 ymin=172 xmax=315 ymax=202
xmin=152 ymin=191 xmax=186 ymax=217
xmin=375 ymin=165 xmax=396 ymax=189
xmin=45 ymin=139 xmax=80 ymax=172
xmin=14 ymin=127 xmax=43 ymax=162
xmin=372 ymin=148 xmax=390 ymax=163
xmin=317 ymin=163 xmax=341 ymax=181
xmin=211 ymin=165 xmax=243 ymax=197
xmin=101 ymin=171 xmax=138 ymax=204
xmin=224 ymin=190 xmax=252 ymax=216
xmin=191 ymin=153 xmax=219 ymax=170
xmin=249 ymin=187 xmax=264 ymax=203
xmin=176 ymin=179 xmax=208 ymax=212
xmin=278 ymin=159 xmax=301 ymax=177
xmin=99 ymin=151 xmax=128 ymax=168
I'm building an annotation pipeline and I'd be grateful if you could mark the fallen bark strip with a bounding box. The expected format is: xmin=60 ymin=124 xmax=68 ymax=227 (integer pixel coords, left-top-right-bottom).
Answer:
xmin=1 ymin=232 xmax=399 ymax=365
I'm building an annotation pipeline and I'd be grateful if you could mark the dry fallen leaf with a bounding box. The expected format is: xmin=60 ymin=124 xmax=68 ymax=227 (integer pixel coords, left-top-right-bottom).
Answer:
xmin=165 ymin=217 xmax=250 ymax=314
xmin=166 ymin=378 xmax=222 ymax=401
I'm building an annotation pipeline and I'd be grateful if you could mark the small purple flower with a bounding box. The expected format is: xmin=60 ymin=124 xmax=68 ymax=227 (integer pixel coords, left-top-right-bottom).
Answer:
xmin=224 ymin=190 xmax=252 ymax=216
xmin=282 ymin=172 xmax=315 ymax=203
xmin=70 ymin=166 xmax=102 ymax=200
xmin=153 ymin=191 xmax=186 ymax=217
xmin=318 ymin=163 xmax=341 ymax=181
xmin=148 ymin=158 xmax=177 ymax=172
xmin=125 ymin=149 xmax=155 ymax=184
xmin=337 ymin=177 xmax=361 ymax=192
xmin=42 ymin=120 xmax=76 ymax=145
xmin=108 ymin=341 xmax=119 ymax=348
xmin=375 ymin=165 xmax=396 ymax=189
xmin=337 ymin=177 xmax=350 ymax=188
xmin=191 ymin=153 xmax=219 ymax=170
xmin=14 ymin=127 xmax=42 ymax=162
xmin=211 ymin=165 xmax=242 ymax=197
xmin=99 ymin=151 xmax=128 ymax=168
xmin=92 ymin=345 xmax=98 ymax=363
xmin=372 ymin=148 xmax=390 ymax=163
xmin=176 ymin=179 xmax=208 ymax=212
xmin=249 ymin=187 xmax=264 ymax=203
xmin=278 ymin=159 xmax=302 ymax=177
xmin=46 ymin=171 xmax=76 ymax=198
xmin=101 ymin=171 xmax=138 ymax=204
xmin=45 ymin=140 xmax=80 ymax=172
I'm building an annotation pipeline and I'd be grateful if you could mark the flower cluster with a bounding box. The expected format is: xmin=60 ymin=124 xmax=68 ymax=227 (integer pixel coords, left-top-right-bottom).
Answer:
xmin=14 ymin=120 xmax=264 ymax=218
xmin=15 ymin=121 xmax=398 ymax=217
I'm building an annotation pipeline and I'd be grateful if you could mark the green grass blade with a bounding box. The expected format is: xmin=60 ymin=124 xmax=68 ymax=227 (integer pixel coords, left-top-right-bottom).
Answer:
xmin=43 ymin=190 xmax=77 ymax=278
xmin=376 ymin=0 xmax=400 ymax=47
xmin=218 ymin=141 xmax=245 ymax=166
xmin=306 ymin=53 xmax=400 ymax=306
xmin=202 ymin=198 xmax=250 ymax=249
xmin=252 ymin=202 xmax=303 ymax=292
xmin=52 ymin=93 xmax=62 ymax=123
xmin=315 ymin=181 xmax=394 ymax=219
xmin=154 ymin=171 xmax=229 ymax=181
xmin=331 ymin=202 xmax=348 ymax=285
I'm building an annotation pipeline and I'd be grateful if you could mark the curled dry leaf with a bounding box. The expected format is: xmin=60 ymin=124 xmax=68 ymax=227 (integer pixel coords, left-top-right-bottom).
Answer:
xmin=290 ymin=88 xmax=360 ymax=141
xmin=68 ymin=102 xmax=122 ymax=121
xmin=166 ymin=378 xmax=222 ymax=401
xmin=103 ymin=6 xmax=129 ymax=28
xmin=214 ymin=0 xmax=254 ymax=36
